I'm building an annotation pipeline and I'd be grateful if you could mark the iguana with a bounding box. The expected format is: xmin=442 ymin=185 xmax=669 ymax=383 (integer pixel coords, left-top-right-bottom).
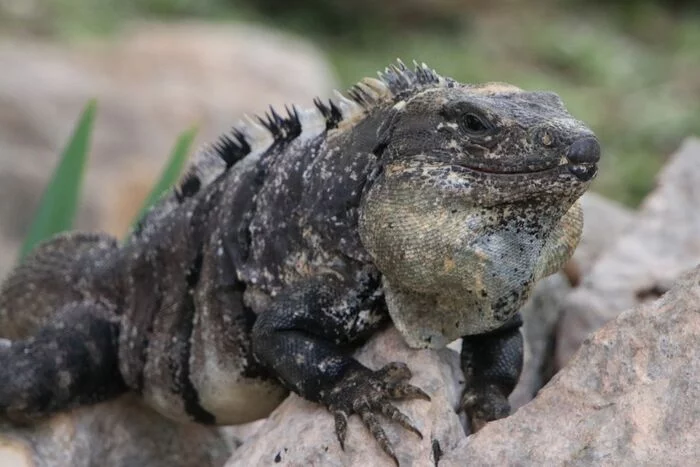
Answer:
xmin=0 ymin=61 xmax=599 ymax=464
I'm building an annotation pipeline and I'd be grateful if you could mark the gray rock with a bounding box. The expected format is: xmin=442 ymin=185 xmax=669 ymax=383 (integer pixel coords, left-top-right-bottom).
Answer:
xmin=226 ymin=327 xmax=465 ymax=467
xmin=0 ymin=22 xmax=336 ymax=278
xmin=556 ymin=137 xmax=700 ymax=368
xmin=441 ymin=264 xmax=700 ymax=467
xmin=0 ymin=395 xmax=230 ymax=467
xmin=574 ymin=191 xmax=635 ymax=276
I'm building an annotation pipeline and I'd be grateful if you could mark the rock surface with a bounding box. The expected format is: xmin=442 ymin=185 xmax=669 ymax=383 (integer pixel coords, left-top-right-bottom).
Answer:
xmin=0 ymin=395 xmax=230 ymax=467
xmin=442 ymin=264 xmax=700 ymax=466
xmin=0 ymin=21 xmax=336 ymax=278
xmin=227 ymin=327 xmax=466 ymax=467
xmin=556 ymin=137 xmax=700 ymax=368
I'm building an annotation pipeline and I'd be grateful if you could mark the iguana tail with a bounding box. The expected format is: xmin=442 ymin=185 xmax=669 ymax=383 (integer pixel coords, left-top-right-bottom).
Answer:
xmin=0 ymin=232 xmax=127 ymax=420
xmin=0 ymin=232 xmax=121 ymax=339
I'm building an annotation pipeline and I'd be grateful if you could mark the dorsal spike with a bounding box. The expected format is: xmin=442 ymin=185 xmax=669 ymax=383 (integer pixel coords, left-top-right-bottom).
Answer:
xmin=314 ymin=97 xmax=331 ymax=117
xmin=285 ymin=104 xmax=298 ymax=121
xmin=283 ymin=104 xmax=302 ymax=140
xmin=332 ymin=90 xmax=364 ymax=119
xmin=269 ymin=106 xmax=284 ymax=125
xmin=212 ymin=128 xmax=252 ymax=168
xmin=314 ymin=96 xmax=343 ymax=129
xmin=159 ymin=60 xmax=450 ymax=212
xmin=174 ymin=171 xmax=202 ymax=203
xmin=326 ymin=99 xmax=343 ymax=129
xmin=361 ymin=77 xmax=391 ymax=98
xmin=258 ymin=110 xmax=282 ymax=140
xmin=348 ymin=85 xmax=373 ymax=107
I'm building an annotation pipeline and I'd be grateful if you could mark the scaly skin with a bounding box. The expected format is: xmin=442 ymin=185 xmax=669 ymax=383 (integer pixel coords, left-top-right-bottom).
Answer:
xmin=0 ymin=61 xmax=599 ymax=465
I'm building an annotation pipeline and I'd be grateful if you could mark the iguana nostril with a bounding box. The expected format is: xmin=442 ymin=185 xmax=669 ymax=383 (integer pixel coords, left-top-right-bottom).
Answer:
xmin=566 ymin=137 xmax=600 ymax=164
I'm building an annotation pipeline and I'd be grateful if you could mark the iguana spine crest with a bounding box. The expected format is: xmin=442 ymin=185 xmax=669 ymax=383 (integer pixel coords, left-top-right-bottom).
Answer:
xmin=173 ymin=60 xmax=448 ymax=205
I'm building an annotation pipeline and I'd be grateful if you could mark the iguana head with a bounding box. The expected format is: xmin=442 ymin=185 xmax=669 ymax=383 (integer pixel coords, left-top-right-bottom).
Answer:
xmin=373 ymin=80 xmax=599 ymax=207
xmin=356 ymin=62 xmax=599 ymax=348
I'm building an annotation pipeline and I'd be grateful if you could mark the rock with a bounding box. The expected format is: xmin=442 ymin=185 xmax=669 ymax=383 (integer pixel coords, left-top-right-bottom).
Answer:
xmin=0 ymin=21 xmax=336 ymax=278
xmin=556 ymin=137 xmax=700 ymax=369
xmin=0 ymin=395 xmax=230 ymax=467
xmin=509 ymin=272 xmax=570 ymax=410
xmin=226 ymin=327 xmax=465 ymax=467
xmin=441 ymin=264 xmax=700 ymax=466
xmin=573 ymin=192 xmax=635 ymax=276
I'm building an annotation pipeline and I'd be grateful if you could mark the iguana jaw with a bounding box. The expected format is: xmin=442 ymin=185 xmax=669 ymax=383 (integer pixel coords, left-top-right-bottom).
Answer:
xmin=458 ymin=159 xmax=597 ymax=181
xmin=379 ymin=160 xmax=594 ymax=209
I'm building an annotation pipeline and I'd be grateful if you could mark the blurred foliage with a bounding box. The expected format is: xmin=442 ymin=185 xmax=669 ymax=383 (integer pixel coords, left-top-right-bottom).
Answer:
xmin=133 ymin=126 xmax=198 ymax=227
xmin=1 ymin=0 xmax=699 ymax=206
xmin=19 ymin=100 xmax=95 ymax=259
xmin=18 ymin=102 xmax=193 ymax=257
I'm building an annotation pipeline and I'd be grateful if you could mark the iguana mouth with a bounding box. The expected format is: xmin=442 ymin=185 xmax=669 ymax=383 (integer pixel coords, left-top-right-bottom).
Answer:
xmin=567 ymin=162 xmax=597 ymax=181
xmin=459 ymin=163 xmax=562 ymax=176
xmin=459 ymin=161 xmax=597 ymax=182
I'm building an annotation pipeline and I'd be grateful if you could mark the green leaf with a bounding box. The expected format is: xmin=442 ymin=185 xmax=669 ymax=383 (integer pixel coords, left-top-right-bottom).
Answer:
xmin=132 ymin=126 xmax=198 ymax=226
xmin=19 ymin=99 xmax=96 ymax=260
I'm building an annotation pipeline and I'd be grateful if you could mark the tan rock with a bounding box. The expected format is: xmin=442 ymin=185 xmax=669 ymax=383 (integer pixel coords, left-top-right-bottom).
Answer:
xmin=227 ymin=327 xmax=465 ymax=467
xmin=0 ymin=21 xmax=336 ymax=277
xmin=0 ymin=395 xmax=229 ymax=467
xmin=442 ymin=264 xmax=700 ymax=466
xmin=556 ymin=137 xmax=700 ymax=368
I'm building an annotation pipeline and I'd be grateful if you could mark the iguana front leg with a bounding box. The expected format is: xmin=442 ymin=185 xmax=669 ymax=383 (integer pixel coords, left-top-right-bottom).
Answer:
xmin=251 ymin=275 xmax=430 ymax=465
xmin=460 ymin=313 xmax=523 ymax=431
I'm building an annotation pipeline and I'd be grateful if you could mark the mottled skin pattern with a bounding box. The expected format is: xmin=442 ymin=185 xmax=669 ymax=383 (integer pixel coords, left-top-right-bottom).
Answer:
xmin=0 ymin=62 xmax=599 ymax=464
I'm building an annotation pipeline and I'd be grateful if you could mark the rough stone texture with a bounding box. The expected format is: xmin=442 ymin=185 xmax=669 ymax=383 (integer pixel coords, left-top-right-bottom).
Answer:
xmin=0 ymin=395 xmax=230 ymax=467
xmin=556 ymin=137 xmax=700 ymax=369
xmin=441 ymin=264 xmax=700 ymax=467
xmin=573 ymin=191 xmax=635 ymax=276
xmin=0 ymin=21 xmax=336 ymax=278
xmin=227 ymin=327 xmax=465 ymax=467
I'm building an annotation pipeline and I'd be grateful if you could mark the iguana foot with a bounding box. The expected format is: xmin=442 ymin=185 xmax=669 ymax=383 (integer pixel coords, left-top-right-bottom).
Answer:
xmin=325 ymin=362 xmax=430 ymax=465
xmin=460 ymin=382 xmax=510 ymax=432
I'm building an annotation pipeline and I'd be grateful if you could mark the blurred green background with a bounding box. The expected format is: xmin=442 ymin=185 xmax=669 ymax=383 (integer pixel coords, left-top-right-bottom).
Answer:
xmin=1 ymin=0 xmax=699 ymax=207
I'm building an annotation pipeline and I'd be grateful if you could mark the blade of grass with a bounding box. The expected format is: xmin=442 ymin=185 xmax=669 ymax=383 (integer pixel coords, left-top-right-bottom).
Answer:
xmin=132 ymin=126 xmax=198 ymax=226
xmin=19 ymin=99 xmax=96 ymax=260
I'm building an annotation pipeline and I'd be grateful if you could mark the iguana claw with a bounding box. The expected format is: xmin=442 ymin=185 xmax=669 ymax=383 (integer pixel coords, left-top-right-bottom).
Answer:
xmin=326 ymin=362 xmax=430 ymax=465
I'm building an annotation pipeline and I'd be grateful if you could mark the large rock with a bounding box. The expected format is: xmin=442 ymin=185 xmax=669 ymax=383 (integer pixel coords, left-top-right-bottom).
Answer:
xmin=556 ymin=137 xmax=700 ymax=368
xmin=227 ymin=327 xmax=465 ymax=467
xmin=441 ymin=264 xmax=700 ymax=466
xmin=0 ymin=22 xmax=336 ymax=277
xmin=0 ymin=395 xmax=230 ymax=467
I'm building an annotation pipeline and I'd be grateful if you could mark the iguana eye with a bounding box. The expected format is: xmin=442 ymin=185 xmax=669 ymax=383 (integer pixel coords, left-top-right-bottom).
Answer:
xmin=459 ymin=113 xmax=492 ymax=134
